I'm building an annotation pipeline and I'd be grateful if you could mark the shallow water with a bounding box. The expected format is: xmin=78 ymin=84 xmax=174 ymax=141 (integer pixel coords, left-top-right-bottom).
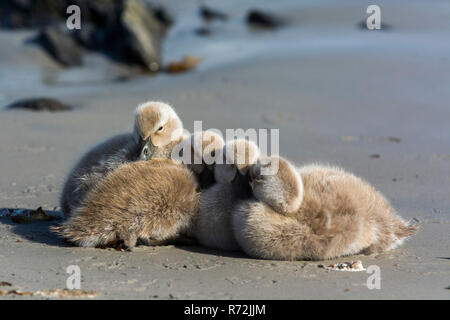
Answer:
xmin=2 ymin=1 xmax=450 ymax=94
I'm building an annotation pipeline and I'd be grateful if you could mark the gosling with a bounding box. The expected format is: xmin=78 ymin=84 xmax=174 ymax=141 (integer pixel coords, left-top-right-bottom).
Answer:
xmin=193 ymin=139 xmax=260 ymax=251
xmin=60 ymin=101 xmax=184 ymax=218
xmin=232 ymin=156 xmax=418 ymax=260
xmin=53 ymin=159 xmax=200 ymax=249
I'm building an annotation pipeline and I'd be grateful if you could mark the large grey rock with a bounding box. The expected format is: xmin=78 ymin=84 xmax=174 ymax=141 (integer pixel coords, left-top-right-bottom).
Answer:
xmin=116 ymin=0 xmax=163 ymax=72
xmin=1 ymin=0 xmax=167 ymax=72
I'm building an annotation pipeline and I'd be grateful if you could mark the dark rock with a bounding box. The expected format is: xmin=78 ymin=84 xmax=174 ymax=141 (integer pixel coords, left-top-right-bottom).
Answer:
xmin=1 ymin=0 xmax=167 ymax=72
xmin=151 ymin=5 xmax=173 ymax=29
xmin=200 ymin=5 xmax=228 ymax=22
xmin=115 ymin=0 xmax=163 ymax=72
xmin=246 ymin=9 xmax=282 ymax=29
xmin=0 ymin=0 xmax=68 ymax=28
xmin=195 ymin=27 xmax=212 ymax=36
xmin=85 ymin=0 xmax=122 ymax=28
xmin=38 ymin=26 xmax=83 ymax=66
xmin=6 ymin=98 xmax=72 ymax=112
xmin=0 ymin=0 xmax=116 ymax=29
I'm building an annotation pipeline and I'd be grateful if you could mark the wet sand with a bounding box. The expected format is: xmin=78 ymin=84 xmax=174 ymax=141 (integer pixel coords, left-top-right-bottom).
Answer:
xmin=0 ymin=0 xmax=449 ymax=299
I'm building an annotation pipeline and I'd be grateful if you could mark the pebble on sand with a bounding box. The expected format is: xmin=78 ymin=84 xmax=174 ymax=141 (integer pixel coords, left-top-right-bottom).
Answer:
xmin=200 ymin=5 xmax=228 ymax=22
xmin=246 ymin=9 xmax=283 ymax=29
xmin=6 ymin=98 xmax=72 ymax=112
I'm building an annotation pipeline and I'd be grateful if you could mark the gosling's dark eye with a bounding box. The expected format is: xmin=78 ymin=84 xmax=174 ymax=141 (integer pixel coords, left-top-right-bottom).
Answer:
xmin=158 ymin=126 xmax=163 ymax=131
xmin=143 ymin=147 xmax=148 ymax=155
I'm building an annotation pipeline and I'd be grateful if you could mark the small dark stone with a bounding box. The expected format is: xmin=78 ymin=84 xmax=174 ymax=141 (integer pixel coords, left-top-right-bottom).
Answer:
xmin=369 ymin=154 xmax=381 ymax=159
xmin=247 ymin=9 xmax=282 ymax=29
xmin=387 ymin=136 xmax=401 ymax=143
xmin=200 ymin=5 xmax=228 ymax=22
xmin=195 ymin=27 xmax=212 ymax=36
xmin=38 ymin=26 xmax=83 ymax=67
xmin=151 ymin=5 xmax=173 ymax=28
xmin=6 ymin=98 xmax=72 ymax=112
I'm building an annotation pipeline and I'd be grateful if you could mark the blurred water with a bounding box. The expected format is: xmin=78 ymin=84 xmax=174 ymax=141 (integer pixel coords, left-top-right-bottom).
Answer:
xmin=160 ymin=0 xmax=450 ymax=69
xmin=1 ymin=0 xmax=449 ymax=102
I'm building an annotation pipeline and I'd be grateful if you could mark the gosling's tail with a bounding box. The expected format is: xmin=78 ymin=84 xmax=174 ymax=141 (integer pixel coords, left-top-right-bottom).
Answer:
xmin=50 ymin=224 xmax=117 ymax=248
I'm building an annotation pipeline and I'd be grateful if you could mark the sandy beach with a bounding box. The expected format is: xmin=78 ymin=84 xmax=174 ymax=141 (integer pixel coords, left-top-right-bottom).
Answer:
xmin=0 ymin=0 xmax=449 ymax=299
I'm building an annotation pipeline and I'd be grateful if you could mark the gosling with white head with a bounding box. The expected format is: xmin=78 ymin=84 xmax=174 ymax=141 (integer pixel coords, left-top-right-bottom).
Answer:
xmin=60 ymin=101 xmax=184 ymax=218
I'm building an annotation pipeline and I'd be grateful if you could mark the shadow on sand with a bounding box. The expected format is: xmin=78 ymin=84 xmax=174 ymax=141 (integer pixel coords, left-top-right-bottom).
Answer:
xmin=0 ymin=209 xmax=69 ymax=247
xmin=0 ymin=208 xmax=250 ymax=259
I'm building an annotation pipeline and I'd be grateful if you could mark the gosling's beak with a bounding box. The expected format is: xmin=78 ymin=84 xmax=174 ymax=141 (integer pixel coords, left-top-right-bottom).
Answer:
xmin=139 ymin=137 xmax=157 ymax=161
xmin=232 ymin=169 xmax=253 ymax=199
